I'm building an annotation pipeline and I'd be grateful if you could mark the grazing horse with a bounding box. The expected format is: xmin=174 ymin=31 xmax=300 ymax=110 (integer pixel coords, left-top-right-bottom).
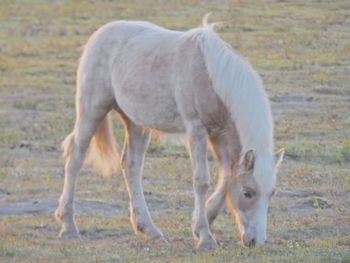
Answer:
xmin=55 ymin=15 xmax=284 ymax=250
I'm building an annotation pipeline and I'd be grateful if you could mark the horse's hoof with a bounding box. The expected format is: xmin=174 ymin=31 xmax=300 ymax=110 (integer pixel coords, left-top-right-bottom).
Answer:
xmin=152 ymin=235 xmax=169 ymax=245
xmin=58 ymin=230 xmax=82 ymax=241
xmin=196 ymin=238 xmax=219 ymax=251
xmin=192 ymin=230 xmax=200 ymax=242
xmin=149 ymin=232 xmax=169 ymax=244
xmin=191 ymin=225 xmax=200 ymax=241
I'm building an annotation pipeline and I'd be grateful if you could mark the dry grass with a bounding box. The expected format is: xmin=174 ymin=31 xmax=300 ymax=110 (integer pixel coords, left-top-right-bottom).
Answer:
xmin=0 ymin=0 xmax=349 ymax=262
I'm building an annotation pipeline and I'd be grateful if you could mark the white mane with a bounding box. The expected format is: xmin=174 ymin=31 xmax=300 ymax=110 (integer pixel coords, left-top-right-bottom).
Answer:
xmin=186 ymin=24 xmax=274 ymax=156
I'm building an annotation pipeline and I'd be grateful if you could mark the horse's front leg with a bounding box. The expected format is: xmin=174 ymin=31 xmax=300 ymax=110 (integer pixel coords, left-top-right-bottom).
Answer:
xmin=206 ymin=171 xmax=227 ymax=225
xmin=120 ymin=117 xmax=166 ymax=243
xmin=206 ymin=134 xmax=236 ymax=225
xmin=187 ymin=121 xmax=218 ymax=250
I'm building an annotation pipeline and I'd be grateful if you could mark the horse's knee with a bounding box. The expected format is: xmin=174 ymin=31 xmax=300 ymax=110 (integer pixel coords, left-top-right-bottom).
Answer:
xmin=61 ymin=132 xmax=88 ymax=168
xmin=194 ymin=174 xmax=210 ymax=194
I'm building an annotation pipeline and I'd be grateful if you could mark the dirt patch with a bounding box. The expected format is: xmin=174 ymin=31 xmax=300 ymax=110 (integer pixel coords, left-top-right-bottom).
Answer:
xmin=270 ymin=93 xmax=315 ymax=113
xmin=287 ymin=203 xmax=316 ymax=213
xmin=314 ymin=88 xmax=350 ymax=96
xmin=0 ymin=189 xmax=11 ymax=201
xmin=277 ymin=190 xmax=323 ymax=198
xmin=282 ymin=191 xmax=333 ymax=213
xmin=0 ymin=198 xmax=122 ymax=219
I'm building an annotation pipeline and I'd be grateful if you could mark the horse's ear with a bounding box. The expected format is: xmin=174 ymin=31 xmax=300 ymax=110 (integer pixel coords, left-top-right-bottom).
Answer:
xmin=275 ymin=148 xmax=285 ymax=168
xmin=242 ymin=150 xmax=255 ymax=171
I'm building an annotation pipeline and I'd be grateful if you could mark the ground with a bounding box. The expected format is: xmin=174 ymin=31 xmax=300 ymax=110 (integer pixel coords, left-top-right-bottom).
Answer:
xmin=0 ymin=0 xmax=349 ymax=262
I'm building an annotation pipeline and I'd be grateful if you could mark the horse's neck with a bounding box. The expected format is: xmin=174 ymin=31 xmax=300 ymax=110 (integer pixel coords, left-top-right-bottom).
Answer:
xmin=209 ymin=120 xmax=242 ymax=171
xmin=226 ymin=123 xmax=242 ymax=169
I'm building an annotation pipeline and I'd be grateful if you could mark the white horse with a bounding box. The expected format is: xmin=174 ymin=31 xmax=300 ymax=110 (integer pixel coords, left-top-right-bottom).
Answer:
xmin=55 ymin=15 xmax=284 ymax=250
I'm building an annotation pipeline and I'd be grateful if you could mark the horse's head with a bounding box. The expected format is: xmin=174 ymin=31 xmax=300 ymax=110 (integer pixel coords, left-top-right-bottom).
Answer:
xmin=226 ymin=149 xmax=284 ymax=247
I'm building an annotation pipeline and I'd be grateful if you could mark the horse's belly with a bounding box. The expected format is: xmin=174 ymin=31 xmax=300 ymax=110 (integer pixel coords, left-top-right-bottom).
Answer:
xmin=116 ymin=88 xmax=186 ymax=133
xmin=122 ymin=106 xmax=185 ymax=133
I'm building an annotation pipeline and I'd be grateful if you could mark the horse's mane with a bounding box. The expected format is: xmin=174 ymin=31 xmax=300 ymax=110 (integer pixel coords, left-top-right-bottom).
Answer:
xmin=184 ymin=17 xmax=274 ymax=156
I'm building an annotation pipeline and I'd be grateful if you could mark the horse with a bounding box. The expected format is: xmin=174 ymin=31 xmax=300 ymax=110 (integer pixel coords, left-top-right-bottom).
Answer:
xmin=55 ymin=14 xmax=284 ymax=250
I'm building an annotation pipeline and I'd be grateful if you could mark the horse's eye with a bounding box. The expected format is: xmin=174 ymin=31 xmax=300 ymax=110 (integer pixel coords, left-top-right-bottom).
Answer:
xmin=243 ymin=192 xmax=253 ymax=199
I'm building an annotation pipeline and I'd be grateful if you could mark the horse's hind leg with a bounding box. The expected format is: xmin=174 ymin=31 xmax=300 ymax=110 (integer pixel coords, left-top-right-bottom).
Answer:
xmin=119 ymin=115 xmax=166 ymax=242
xmin=56 ymin=97 xmax=112 ymax=239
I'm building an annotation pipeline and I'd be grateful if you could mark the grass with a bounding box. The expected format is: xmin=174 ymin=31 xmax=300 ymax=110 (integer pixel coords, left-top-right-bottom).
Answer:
xmin=0 ymin=0 xmax=349 ymax=262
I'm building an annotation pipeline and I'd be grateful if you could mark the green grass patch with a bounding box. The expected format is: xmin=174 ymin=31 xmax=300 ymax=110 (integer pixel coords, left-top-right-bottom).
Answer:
xmin=0 ymin=0 xmax=349 ymax=262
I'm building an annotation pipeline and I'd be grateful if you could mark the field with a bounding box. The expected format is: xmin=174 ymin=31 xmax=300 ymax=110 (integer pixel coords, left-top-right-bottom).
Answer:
xmin=0 ymin=0 xmax=349 ymax=262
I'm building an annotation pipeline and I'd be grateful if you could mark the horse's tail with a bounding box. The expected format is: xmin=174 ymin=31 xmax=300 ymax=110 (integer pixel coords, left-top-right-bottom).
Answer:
xmin=61 ymin=115 xmax=120 ymax=177
xmin=86 ymin=115 xmax=120 ymax=177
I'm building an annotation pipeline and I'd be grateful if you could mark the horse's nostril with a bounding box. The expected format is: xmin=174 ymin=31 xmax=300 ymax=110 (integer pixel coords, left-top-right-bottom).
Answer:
xmin=248 ymin=238 xmax=256 ymax=248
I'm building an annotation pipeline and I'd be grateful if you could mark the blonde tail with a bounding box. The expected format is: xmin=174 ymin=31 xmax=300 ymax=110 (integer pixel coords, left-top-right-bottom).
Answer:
xmin=86 ymin=115 xmax=120 ymax=177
